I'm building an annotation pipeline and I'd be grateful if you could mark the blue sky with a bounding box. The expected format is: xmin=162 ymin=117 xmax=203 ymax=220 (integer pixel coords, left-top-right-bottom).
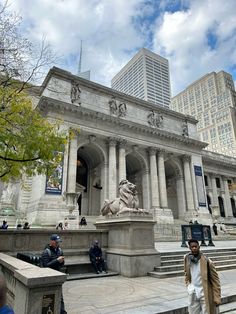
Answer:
xmin=10 ymin=0 xmax=236 ymax=96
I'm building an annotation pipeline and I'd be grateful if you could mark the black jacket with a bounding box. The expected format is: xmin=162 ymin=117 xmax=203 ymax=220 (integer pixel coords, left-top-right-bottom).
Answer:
xmin=89 ymin=245 xmax=102 ymax=261
xmin=41 ymin=244 xmax=64 ymax=271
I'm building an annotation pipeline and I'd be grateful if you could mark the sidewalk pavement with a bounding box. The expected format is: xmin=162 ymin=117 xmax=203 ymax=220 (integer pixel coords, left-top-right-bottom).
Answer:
xmin=64 ymin=240 xmax=236 ymax=314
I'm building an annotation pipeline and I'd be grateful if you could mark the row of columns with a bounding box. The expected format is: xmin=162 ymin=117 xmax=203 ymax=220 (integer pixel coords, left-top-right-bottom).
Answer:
xmin=209 ymin=174 xmax=234 ymax=218
xmin=66 ymin=133 xmax=196 ymax=215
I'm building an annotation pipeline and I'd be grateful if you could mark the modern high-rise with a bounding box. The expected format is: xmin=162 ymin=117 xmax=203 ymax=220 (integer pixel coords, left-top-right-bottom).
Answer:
xmin=171 ymin=71 xmax=236 ymax=156
xmin=111 ymin=48 xmax=171 ymax=108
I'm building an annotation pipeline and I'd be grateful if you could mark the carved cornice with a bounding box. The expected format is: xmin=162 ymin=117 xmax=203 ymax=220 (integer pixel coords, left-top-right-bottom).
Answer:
xmin=38 ymin=96 xmax=207 ymax=150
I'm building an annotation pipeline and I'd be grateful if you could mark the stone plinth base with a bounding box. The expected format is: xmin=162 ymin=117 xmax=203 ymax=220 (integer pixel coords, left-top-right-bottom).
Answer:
xmin=95 ymin=210 xmax=160 ymax=277
xmin=153 ymin=208 xmax=174 ymax=224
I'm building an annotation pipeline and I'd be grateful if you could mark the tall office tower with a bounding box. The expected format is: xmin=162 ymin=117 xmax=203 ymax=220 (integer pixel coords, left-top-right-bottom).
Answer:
xmin=111 ymin=48 xmax=171 ymax=108
xmin=171 ymin=71 xmax=236 ymax=156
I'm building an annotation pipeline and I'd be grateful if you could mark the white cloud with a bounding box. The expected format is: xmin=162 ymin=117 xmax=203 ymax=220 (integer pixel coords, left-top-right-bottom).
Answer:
xmin=10 ymin=0 xmax=146 ymax=86
xmin=8 ymin=0 xmax=236 ymax=95
xmin=153 ymin=0 xmax=236 ymax=95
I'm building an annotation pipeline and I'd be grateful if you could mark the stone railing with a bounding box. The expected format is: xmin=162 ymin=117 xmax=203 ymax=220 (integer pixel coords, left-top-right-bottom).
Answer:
xmin=0 ymin=253 xmax=67 ymax=314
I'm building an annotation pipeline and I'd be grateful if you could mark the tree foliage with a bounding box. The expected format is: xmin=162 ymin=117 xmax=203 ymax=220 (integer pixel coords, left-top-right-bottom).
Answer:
xmin=0 ymin=86 xmax=67 ymax=181
xmin=0 ymin=2 xmax=67 ymax=181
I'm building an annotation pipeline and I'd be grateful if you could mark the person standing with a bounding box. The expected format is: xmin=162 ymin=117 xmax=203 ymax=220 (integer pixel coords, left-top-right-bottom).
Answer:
xmin=89 ymin=240 xmax=107 ymax=274
xmin=184 ymin=239 xmax=221 ymax=314
xmin=41 ymin=234 xmax=67 ymax=314
xmin=212 ymin=223 xmax=218 ymax=236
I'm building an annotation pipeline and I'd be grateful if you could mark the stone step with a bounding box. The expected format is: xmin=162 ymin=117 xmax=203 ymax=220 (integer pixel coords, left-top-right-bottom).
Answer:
xmin=150 ymin=263 xmax=236 ymax=278
xmin=66 ymin=271 xmax=119 ymax=281
xmin=220 ymin=301 xmax=236 ymax=313
xmin=161 ymin=248 xmax=236 ymax=258
xmin=161 ymin=256 xmax=236 ymax=266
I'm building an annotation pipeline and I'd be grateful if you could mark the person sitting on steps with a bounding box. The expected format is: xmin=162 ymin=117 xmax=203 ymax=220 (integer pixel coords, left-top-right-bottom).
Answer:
xmin=89 ymin=240 xmax=107 ymax=274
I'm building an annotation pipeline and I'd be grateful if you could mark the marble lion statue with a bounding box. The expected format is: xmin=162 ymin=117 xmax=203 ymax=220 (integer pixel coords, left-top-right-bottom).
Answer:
xmin=101 ymin=179 xmax=139 ymax=215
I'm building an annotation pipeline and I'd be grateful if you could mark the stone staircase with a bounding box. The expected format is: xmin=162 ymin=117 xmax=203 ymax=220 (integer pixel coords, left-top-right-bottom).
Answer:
xmin=148 ymin=248 xmax=236 ymax=279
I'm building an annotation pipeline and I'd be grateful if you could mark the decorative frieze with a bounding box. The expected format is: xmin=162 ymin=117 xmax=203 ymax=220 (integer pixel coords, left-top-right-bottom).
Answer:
xmin=108 ymin=96 xmax=127 ymax=117
xmin=147 ymin=110 xmax=163 ymax=128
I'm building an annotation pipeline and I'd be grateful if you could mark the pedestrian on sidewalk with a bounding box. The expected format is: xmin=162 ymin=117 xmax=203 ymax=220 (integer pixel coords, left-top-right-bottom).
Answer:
xmin=184 ymin=239 xmax=221 ymax=314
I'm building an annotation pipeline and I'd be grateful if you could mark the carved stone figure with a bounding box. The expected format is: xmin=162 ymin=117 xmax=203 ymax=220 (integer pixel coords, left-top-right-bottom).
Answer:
xmin=118 ymin=102 xmax=127 ymax=117
xmin=71 ymin=82 xmax=81 ymax=104
xmin=101 ymin=179 xmax=140 ymax=215
xmin=182 ymin=121 xmax=189 ymax=137
xmin=147 ymin=110 xmax=163 ymax=128
xmin=109 ymin=96 xmax=117 ymax=115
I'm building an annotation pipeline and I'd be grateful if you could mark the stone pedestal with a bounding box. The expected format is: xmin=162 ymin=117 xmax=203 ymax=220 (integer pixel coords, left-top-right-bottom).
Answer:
xmin=154 ymin=208 xmax=174 ymax=224
xmin=95 ymin=210 xmax=160 ymax=277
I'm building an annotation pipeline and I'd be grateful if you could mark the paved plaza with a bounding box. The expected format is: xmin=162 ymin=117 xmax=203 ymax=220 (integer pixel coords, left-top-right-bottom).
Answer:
xmin=64 ymin=240 xmax=236 ymax=314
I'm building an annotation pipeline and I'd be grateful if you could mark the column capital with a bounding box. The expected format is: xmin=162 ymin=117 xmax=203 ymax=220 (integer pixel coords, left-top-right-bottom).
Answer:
xmin=147 ymin=147 xmax=157 ymax=156
xmin=157 ymin=148 xmax=165 ymax=157
xmin=118 ymin=139 xmax=127 ymax=149
xmin=107 ymin=137 xmax=118 ymax=146
xmin=182 ymin=154 xmax=191 ymax=163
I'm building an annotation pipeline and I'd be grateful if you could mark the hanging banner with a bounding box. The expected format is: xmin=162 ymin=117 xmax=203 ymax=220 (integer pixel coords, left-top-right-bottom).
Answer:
xmin=45 ymin=152 xmax=64 ymax=194
xmin=194 ymin=165 xmax=206 ymax=207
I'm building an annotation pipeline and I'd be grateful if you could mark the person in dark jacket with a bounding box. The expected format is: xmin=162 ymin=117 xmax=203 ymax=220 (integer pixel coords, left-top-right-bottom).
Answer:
xmin=41 ymin=234 xmax=67 ymax=314
xmin=89 ymin=240 xmax=107 ymax=274
xmin=0 ymin=220 xmax=8 ymax=229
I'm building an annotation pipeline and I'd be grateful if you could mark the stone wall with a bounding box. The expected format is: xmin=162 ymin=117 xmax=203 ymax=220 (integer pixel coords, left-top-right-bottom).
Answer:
xmin=0 ymin=229 xmax=108 ymax=253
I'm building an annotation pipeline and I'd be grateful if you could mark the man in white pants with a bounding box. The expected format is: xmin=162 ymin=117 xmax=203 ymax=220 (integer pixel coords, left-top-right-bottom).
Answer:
xmin=184 ymin=239 xmax=221 ymax=314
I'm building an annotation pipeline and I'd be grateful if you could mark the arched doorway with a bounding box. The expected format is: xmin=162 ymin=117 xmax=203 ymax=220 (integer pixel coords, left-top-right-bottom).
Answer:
xmin=231 ymin=198 xmax=236 ymax=218
xmin=126 ymin=152 xmax=146 ymax=208
xmin=207 ymin=195 xmax=212 ymax=215
xmin=77 ymin=143 xmax=105 ymax=216
xmin=218 ymin=196 xmax=225 ymax=217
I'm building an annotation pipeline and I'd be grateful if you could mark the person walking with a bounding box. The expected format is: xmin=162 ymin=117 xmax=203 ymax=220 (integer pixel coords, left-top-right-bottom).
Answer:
xmin=184 ymin=239 xmax=221 ymax=314
xmin=41 ymin=234 xmax=67 ymax=314
xmin=89 ymin=240 xmax=107 ymax=274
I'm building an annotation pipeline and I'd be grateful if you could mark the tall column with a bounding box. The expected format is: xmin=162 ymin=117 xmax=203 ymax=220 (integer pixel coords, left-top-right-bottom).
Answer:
xmin=176 ymin=173 xmax=187 ymax=218
xmin=66 ymin=132 xmax=78 ymax=212
xmin=222 ymin=176 xmax=232 ymax=218
xmin=142 ymin=168 xmax=150 ymax=210
xmin=67 ymin=136 xmax=78 ymax=193
xmin=182 ymin=155 xmax=195 ymax=211
xmin=148 ymin=148 xmax=160 ymax=208
xmin=209 ymin=173 xmax=220 ymax=219
xmin=157 ymin=149 xmax=168 ymax=208
xmin=108 ymin=137 xmax=117 ymax=200
xmin=118 ymin=139 xmax=127 ymax=183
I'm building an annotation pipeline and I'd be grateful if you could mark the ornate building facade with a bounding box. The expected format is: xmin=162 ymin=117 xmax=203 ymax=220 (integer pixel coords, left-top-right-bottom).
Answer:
xmin=1 ymin=67 xmax=236 ymax=226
